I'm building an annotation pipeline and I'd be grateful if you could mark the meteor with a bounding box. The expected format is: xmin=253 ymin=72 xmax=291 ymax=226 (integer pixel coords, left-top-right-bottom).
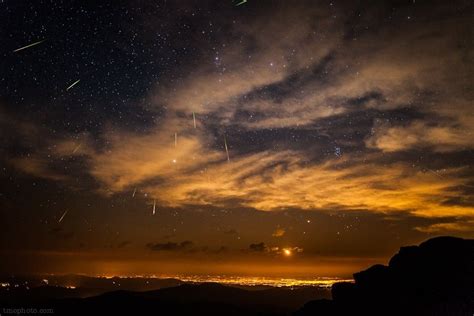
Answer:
xmin=224 ymin=135 xmax=230 ymax=162
xmin=132 ymin=188 xmax=137 ymax=198
xmin=235 ymin=0 xmax=247 ymax=6
xmin=193 ymin=112 xmax=196 ymax=128
xmin=152 ymin=200 xmax=156 ymax=215
xmin=58 ymin=210 xmax=68 ymax=223
xmin=72 ymin=143 xmax=82 ymax=154
xmin=66 ymin=80 xmax=80 ymax=91
xmin=13 ymin=39 xmax=46 ymax=53
xmin=174 ymin=132 xmax=178 ymax=147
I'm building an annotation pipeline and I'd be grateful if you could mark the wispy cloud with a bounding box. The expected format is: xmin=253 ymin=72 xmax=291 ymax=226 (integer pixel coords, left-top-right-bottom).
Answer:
xmin=272 ymin=227 xmax=286 ymax=237
xmin=146 ymin=241 xmax=194 ymax=252
xmin=366 ymin=120 xmax=474 ymax=153
xmin=415 ymin=220 xmax=474 ymax=233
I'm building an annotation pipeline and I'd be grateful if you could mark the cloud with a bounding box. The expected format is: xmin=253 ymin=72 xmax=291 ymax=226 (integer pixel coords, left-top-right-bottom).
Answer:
xmin=5 ymin=111 xmax=473 ymax=220
xmin=213 ymin=246 xmax=229 ymax=254
xmin=117 ymin=241 xmax=131 ymax=249
xmin=0 ymin=106 xmax=94 ymax=182
xmin=272 ymin=227 xmax=286 ymax=237
xmin=248 ymin=243 xmax=303 ymax=256
xmin=136 ymin=150 xmax=473 ymax=218
xmin=152 ymin=4 xmax=343 ymax=129
xmin=146 ymin=241 xmax=194 ymax=252
xmin=145 ymin=241 xmax=232 ymax=255
xmin=48 ymin=227 xmax=74 ymax=240
xmin=415 ymin=220 xmax=474 ymax=234
xmin=366 ymin=120 xmax=474 ymax=153
xmin=249 ymin=242 xmax=267 ymax=252
xmin=89 ymin=126 xmax=223 ymax=193
xmin=223 ymin=229 xmax=238 ymax=235
xmin=146 ymin=1 xmax=473 ymax=137
xmin=10 ymin=119 xmax=472 ymax=219
xmin=10 ymin=157 xmax=67 ymax=181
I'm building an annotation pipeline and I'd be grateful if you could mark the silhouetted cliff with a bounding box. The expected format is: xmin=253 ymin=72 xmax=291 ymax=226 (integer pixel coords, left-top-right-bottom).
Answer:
xmin=296 ymin=236 xmax=474 ymax=316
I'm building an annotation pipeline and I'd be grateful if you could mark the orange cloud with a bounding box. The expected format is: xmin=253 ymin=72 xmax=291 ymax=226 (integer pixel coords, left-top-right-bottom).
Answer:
xmin=9 ymin=157 xmax=67 ymax=181
xmin=366 ymin=121 xmax=474 ymax=153
xmin=89 ymin=128 xmax=223 ymax=193
xmin=85 ymin=133 xmax=473 ymax=218
xmin=415 ymin=220 xmax=474 ymax=233
xmin=272 ymin=227 xmax=286 ymax=238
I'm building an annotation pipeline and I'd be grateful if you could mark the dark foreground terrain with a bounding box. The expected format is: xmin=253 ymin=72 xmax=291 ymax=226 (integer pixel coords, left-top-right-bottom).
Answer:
xmin=1 ymin=236 xmax=472 ymax=315
xmin=0 ymin=282 xmax=329 ymax=316
xmin=297 ymin=236 xmax=474 ymax=316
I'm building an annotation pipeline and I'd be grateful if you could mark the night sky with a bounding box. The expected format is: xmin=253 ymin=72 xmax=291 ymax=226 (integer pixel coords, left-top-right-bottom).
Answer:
xmin=0 ymin=0 xmax=472 ymax=278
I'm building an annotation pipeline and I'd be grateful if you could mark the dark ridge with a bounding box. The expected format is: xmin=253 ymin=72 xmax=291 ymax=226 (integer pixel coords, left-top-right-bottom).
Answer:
xmin=296 ymin=236 xmax=474 ymax=316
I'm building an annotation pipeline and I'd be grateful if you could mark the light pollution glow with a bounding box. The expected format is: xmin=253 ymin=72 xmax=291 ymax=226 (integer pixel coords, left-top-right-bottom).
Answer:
xmin=98 ymin=275 xmax=352 ymax=288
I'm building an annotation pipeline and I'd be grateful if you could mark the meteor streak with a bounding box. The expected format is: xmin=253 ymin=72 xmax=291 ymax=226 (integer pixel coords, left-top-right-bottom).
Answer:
xmin=224 ymin=135 xmax=230 ymax=162
xmin=193 ymin=112 xmax=196 ymax=128
xmin=72 ymin=143 xmax=82 ymax=154
xmin=58 ymin=210 xmax=68 ymax=223
xmin=152 ymin=200 xmax=156 ymax=215
xmin=66 ymin=80 xmax=80 ymax=91
xmin=13 ymin=39 xmax=46 ymax=53
xmin=235 ymin=0 xmax=247 ymax=6
xmin=174 ymin=132 xmax=178 ymax=147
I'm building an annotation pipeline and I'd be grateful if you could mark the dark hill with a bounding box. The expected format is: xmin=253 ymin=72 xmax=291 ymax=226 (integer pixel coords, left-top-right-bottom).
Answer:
xmin=296 ymin=236 xmax=474 ymax=316
xmin=1 ymin=281 xmax=329 ymax=316
xmin=50 ymin=283 xmax=328 ymax=315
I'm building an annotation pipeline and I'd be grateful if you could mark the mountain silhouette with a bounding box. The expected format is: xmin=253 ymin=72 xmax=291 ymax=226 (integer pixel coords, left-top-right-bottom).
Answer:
xmin=48 ymin=283 xmax=328 ymax=315
xmin=296 ymin=236 xmax=474 ymax=316
xmin=0 ymin=280 xmax=329 ymax=315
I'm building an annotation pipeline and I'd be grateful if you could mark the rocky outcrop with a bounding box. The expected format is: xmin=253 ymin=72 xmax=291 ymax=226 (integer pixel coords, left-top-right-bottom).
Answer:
xmin=296 ymin=236 xmax=474 ymax=316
